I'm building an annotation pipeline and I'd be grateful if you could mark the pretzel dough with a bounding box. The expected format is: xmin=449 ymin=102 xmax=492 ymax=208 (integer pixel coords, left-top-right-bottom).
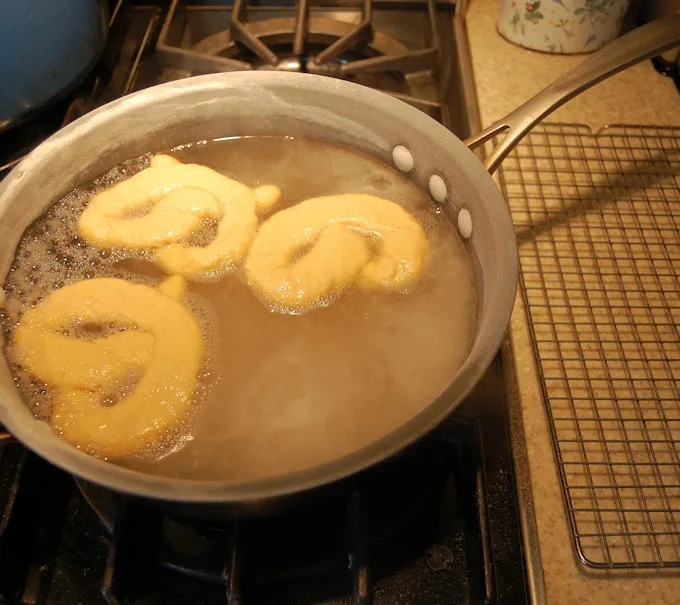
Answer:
xmin=79 ymin=155 xmax=282 ymax=280
xmin=244 ymin=194 xmax=428 ymax=311
xmin=12 ymin=276 xmax=203 ymax=458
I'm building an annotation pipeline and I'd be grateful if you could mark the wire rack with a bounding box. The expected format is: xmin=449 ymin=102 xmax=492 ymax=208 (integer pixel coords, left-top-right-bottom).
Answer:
xmin=498 ymin=124 xmax=680 ymax=570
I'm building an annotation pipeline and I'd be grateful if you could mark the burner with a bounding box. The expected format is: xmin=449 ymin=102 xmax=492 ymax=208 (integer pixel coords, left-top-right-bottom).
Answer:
xmin=65 ymin=413 xmax=503 ymax=605
xmin=191 ymin=16 xmax=413 ymax=91
xmin=192 ymin=16 xmax=411 ymax=65
xmin=76 ymin=436 xmax=456 ymax=588
xmin=156 ymin=0 xmax=440 ymax=107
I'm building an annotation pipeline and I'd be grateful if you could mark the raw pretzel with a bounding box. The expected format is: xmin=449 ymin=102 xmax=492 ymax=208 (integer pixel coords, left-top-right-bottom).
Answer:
xmin=79 ymin=155 xmax=281 ymax=280
xmin=244 ymin=194 xmax=428 ymax=312
xmin=12 ymin=276 xmax=203 ymax=458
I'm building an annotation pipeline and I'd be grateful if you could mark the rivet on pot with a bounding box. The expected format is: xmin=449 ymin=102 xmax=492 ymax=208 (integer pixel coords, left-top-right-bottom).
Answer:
xmin=428 ymin=174 xmax=447 ymax=203
xmin=458 ymin=208 xmax=472 ymax=239
xmin=392 ymin=145 xmax=414 ymax=172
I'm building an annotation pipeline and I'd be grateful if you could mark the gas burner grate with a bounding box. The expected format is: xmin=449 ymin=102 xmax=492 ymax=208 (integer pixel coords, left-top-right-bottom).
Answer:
xmin=77 ymin=414 xmax=493 ymax=605
xmin=156 ymin=0 xmax=442 ymax=112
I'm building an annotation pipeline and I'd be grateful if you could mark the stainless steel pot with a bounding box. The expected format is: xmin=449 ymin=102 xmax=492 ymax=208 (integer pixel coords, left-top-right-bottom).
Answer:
xmin=0 ymin=17 xmax=678 ymax=516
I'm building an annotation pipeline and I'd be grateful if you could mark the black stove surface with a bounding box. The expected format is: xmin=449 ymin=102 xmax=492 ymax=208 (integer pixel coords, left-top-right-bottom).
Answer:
xmin=0 ymin=2 xmax=530 ymax=603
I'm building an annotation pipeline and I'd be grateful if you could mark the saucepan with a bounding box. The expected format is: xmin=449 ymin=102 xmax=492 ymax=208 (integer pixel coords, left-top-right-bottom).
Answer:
xmin=0 ymin=17 xmax=678 ymax=517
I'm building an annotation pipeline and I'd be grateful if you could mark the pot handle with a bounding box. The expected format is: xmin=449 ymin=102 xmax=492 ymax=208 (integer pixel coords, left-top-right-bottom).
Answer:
xmin=464 ymin=15 xmax=680 ymax=174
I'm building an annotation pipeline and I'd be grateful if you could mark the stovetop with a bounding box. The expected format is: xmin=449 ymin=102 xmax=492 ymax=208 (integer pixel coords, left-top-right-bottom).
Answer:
xmin=0 ymin=2 xmax=539 ymax=603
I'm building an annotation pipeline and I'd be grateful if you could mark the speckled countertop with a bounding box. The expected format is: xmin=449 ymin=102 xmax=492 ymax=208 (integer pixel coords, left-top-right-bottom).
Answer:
xmin=465 ymin=1 xmax=680 ymax=604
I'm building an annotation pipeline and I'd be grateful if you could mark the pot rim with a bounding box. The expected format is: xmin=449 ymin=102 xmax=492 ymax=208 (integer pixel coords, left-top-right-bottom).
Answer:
xmin=0 ymin=72 xmax=518 ymax=504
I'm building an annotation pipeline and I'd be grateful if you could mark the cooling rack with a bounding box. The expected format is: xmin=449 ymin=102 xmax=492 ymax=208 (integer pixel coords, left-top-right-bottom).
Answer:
xmin=498 ymin=124 xmax=680 ymax=569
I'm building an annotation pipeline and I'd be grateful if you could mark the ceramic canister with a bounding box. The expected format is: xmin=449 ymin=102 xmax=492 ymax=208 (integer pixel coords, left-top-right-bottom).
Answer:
xmin=498 ymin=0 xmax=630 ymax=54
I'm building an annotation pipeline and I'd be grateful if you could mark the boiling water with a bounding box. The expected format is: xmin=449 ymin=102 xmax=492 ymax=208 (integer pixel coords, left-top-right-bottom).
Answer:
xmin=1 ymin=137 xmax=477 ymax=481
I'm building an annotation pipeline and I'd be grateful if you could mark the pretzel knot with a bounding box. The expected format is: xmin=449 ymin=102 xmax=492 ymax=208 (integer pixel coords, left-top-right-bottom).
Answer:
xmin=12 ymin=276 xmax=203 ymax=458
xmin=79 ymin=154 xmax=282 ymax=281
xmin=244 ymin=194 xmax=428 ymax=312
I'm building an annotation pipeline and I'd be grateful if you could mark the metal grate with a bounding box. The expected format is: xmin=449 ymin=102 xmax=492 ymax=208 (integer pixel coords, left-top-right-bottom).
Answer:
xmin=156 ymin=0 xmax=440 ymax=96
xmin=498 ymin=124 xmax=680 ymax=569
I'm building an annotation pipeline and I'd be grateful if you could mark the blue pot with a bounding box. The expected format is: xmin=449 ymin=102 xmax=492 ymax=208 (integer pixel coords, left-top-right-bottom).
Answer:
xmin=0 ymin=0 xmax=109 ymax=131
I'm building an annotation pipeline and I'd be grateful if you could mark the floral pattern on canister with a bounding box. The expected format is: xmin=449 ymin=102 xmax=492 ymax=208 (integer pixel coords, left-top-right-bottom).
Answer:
xmin=498 ymin=0 xmax=630 ymax=54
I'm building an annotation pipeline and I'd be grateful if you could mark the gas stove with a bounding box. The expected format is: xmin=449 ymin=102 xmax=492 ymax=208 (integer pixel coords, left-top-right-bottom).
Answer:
xmin=0 ymin=2 xmax=543 ymax=604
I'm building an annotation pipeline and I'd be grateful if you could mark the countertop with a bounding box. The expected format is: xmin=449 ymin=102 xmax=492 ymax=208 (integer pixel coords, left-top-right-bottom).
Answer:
xmin=464 ymin=1 xmax=680 ymax=604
